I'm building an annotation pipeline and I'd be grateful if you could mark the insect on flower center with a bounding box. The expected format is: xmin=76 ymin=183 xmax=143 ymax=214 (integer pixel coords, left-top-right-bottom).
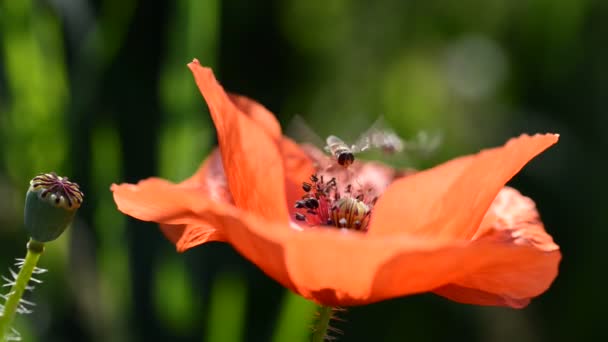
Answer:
xmin=293 ymin=174 xmax=376 ymax=231
xmin=331 ymin=197 xmax=370 ymax=230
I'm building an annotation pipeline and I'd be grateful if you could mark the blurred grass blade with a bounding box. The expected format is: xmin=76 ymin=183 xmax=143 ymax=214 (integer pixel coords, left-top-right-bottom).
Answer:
xmin=272 ymin=291 xmax=317 ymax=342
xmin=206 ymin=272 xmax=247 ymax=342
xmin=154 ymin=256 xmax=199 ymax=335
xmin=159 ymin=0 xmax=219 ymax=181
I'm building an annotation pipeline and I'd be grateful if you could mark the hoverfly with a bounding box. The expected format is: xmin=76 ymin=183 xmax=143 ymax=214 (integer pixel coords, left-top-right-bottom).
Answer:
xmin=288 ymin=115 xmax=440 ymax=169
xmin=324 ymin=127 xmax=405 ymax=168
xmin=322 ymin=114 xmax=441 ymax=169
xmin=325 ymin=135 xmax=356 ymax=167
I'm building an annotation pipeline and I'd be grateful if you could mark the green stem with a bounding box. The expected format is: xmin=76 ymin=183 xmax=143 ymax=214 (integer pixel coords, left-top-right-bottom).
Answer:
xmin=0 ymin=239 xmax=44 ymax=341
xmin=311 ymin=305 xmax=333 ymax=342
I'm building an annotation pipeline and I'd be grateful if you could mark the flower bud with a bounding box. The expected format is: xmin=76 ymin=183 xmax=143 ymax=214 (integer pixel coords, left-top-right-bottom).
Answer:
xmin=24 ymin=172 xmax=83 ymax=242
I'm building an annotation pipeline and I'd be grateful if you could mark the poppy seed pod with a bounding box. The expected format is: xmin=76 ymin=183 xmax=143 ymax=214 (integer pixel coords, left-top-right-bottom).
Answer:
xmin=24 ymin=173 xmax=83 ymax=242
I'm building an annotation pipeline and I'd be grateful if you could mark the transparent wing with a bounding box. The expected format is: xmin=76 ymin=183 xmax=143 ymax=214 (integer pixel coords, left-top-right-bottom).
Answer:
xmin=353 ymin=116 xmax=442 ymax=158
xmin=285 ymin=114 xmax=327 ymax=150
xmin=403 ymin=130 xmax=443 ymax=157
xmin=325 ymin=135 xmax=348 ymax=153
xmin=352 ymin=116 xmax=404 ymax=154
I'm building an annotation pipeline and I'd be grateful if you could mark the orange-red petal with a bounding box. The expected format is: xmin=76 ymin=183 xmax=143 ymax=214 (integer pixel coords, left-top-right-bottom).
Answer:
xmin=433 ymin=285 xmax=531 ymax=308
xmin=113 ymin=176 xmax=559 ymax=307
xmin=225 ymin=93 xmax=315 ymax=212
xmin=188 ymin=59 xmax=289 ymax=223
xmin=112 ymin=177 xmax=298 ymax=287
xmin=432 ymin=187 xmax=560 ymax=307
xmin=176 ymin=148 xmax=232 ymax=204
xmin=114 ymin=68 xmax=314 ymax=250
xmin=370 ymin=134 xmax=559 ymax=240
xmin=112 ymin=149 xmax=231 ymax=249
xmin=280 ymin=224 xmax=559 ymax=306
xmin=429 ymin=241 xmax=560 ymax=308
xmin=228 ymin=93 xmax=282 ymax=140
xmin=164 ymin=149 xmax=231 ymax=249
xmin=112 ymin=178 xmax=226 ymax=250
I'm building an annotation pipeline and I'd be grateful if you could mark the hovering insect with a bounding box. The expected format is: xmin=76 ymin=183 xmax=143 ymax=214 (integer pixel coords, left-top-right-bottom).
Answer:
xmin=324 ymin=128 xmax=405 ymax=168
xmin=288 ymin=115 xmax=440 ymax=169
xmin=324 ymin=135 xmax=356 ymax=167
xmin=322 ymin=115 xmax=417 ymax=168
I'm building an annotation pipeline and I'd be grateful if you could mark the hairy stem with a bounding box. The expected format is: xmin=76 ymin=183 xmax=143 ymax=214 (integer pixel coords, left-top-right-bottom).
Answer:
xmin=311 ymin=305 xmax=333 ymax=342
xmin=0 ymin=239 xmax=44 ymax=341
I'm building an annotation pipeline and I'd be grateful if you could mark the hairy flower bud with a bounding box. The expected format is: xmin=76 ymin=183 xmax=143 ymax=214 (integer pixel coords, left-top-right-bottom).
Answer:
xmin=24 ymin=173 xmax=83 ymax=242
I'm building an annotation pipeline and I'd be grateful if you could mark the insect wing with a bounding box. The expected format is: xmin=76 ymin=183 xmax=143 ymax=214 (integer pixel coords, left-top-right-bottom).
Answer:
xmin=351 ymin=116 xmax=404 ymax=154
xmin=352 ymin=116 xmax=441 ymax=159
xmin=286 ymin=115 xmax=355 ymax=169
xmin=325 ymin=135 xmax=348 ymax=153
xmin=404 ymin=131 xmax=442 ymax=157
xmin=286 ymin=114 xmax=327 ymax=149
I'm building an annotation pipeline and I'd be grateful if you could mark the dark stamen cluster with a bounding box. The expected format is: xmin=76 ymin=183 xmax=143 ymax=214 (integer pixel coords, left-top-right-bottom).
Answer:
xmin=294 ymin=174 xmax=377 ymax=231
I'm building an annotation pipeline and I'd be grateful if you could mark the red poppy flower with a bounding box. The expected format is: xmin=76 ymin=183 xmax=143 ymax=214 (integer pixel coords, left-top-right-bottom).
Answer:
xmin=111 ymin=59 xmax=560 ymax=308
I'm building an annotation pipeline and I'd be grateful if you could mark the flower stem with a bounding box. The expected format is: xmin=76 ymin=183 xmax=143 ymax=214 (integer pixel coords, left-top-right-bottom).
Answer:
xmin=311 ymin=305 xmax=333 ymax=342
xmin=0 ymin=239 xmax=45 ymax=341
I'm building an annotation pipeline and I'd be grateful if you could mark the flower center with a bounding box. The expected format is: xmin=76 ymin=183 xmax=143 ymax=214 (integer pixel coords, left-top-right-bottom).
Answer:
xmin=293 ymin=174 xmax=377 ymax=231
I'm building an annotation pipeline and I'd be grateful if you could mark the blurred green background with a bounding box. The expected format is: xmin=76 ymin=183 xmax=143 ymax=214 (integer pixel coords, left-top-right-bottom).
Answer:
xmin=0 ymin=0 xmax=604 ymax=341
